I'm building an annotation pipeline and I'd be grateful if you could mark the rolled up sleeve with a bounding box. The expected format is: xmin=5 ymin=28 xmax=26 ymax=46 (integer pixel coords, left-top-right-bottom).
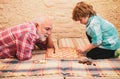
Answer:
xmin=88 ymin=23 xmax=102 ymax=45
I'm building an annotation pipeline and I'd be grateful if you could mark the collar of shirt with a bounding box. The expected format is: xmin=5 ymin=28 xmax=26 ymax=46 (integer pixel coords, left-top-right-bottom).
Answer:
xmin=86 ymin=15 xmax=95 ymax=27
xmin=30 ymin=22 xmax=40 ymax=39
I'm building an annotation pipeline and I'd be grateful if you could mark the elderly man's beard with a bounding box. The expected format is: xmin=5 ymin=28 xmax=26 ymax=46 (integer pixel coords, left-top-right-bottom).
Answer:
xmin=39 ymin=34 xmax=48 ymax=42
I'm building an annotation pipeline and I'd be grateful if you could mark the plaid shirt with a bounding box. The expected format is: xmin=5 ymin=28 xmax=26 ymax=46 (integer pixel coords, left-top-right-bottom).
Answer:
xmin=0 ymin=22 xmax=46 ymax=61
xmin=86 ymin=16 xmax=120 ymax=50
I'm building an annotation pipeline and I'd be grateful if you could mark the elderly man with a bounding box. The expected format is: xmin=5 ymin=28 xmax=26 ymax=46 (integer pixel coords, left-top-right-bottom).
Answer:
xmin=0 ymin=16 xmax=54 ymax=61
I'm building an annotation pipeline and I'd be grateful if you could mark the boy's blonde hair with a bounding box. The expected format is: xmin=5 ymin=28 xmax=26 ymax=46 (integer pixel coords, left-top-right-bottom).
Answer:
xmin=72 ymin=2 xmax=96 ymax=21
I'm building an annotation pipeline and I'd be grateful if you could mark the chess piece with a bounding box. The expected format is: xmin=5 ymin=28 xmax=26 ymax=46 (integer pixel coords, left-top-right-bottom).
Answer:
xmin=33 ymin=60 xmax=46 ymax=64
xmin=78 ymin=57 xmax=92 ymax=65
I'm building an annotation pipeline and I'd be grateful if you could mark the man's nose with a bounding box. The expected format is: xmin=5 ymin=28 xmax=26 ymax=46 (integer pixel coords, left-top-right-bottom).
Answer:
xmin=47 ymin=30 xmax=52 ymax=35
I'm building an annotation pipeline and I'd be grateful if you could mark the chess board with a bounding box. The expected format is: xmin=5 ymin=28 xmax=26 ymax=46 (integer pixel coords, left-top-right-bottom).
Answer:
xmin=46 ymin=47 xmax=83 ymax=59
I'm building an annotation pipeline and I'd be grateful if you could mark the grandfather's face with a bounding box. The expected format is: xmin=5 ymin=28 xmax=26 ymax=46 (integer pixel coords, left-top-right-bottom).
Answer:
xmin=37 ymin=18 xmax=52 ymax=41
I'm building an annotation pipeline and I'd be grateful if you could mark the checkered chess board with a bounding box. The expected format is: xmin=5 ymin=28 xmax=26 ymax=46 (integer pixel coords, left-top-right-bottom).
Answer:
xmin=46 ymin=47 xmax=84 ymax=59
xmin=46 ymin=38 xmax=89 ymax=59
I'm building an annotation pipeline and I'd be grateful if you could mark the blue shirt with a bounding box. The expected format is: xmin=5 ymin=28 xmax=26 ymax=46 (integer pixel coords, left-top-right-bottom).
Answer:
xmin=86 ymin=15 xmax=120 ymax=50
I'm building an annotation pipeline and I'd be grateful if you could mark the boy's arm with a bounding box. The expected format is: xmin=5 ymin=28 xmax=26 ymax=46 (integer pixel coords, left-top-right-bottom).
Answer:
xmin=83 ymin=43 xmax=98 ymax=52
xmin=76 ymin=43 xmax=98 ymax=54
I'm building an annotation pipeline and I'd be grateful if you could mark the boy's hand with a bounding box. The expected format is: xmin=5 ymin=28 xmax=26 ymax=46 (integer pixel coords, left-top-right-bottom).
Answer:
xmin=76 ymin=47 xmax=86 ymax=56
xmin=76 ymin=47 xmax=84 ymax=53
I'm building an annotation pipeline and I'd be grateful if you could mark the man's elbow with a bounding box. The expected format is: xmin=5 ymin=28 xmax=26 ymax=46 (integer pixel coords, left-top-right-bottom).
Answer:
xmin=17 ymin=56 xmax=32 ymax=61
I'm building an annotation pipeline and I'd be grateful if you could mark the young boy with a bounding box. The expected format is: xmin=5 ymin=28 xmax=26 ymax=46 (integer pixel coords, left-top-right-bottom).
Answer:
xmin=72 ymin=2 xmax=120 ymax=59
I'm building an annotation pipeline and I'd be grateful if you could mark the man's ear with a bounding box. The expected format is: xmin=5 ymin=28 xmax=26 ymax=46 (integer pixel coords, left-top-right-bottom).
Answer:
xmin=34 ymin=22 xmax=39 ymax=28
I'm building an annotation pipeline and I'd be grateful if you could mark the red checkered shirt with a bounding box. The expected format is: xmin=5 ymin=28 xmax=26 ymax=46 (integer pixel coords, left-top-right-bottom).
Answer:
xmin=0 ymin=22 xmax=41 ymax=61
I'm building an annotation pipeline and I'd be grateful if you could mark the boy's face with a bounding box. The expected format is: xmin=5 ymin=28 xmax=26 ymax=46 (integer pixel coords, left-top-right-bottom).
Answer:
xmin=37 ymin=19 xmax=52 ymax=41
xmin=79 ymin=16 xmax=89 ymax=25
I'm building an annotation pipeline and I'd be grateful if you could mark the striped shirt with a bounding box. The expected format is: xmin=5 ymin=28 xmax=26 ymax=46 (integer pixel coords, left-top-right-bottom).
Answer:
xmin=86 ymin=15 xmax=120 ymax=50
xmin=0 ymin=22 xmax=44 ymax=61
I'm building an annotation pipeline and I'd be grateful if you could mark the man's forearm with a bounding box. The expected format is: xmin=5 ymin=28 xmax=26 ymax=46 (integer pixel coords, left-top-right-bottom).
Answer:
xmin=47 ymin=35 xmax=54 ymax=48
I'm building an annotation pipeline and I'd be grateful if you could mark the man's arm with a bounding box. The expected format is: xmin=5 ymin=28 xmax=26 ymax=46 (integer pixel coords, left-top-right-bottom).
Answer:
xmin=46 ymin=35 xmax=54 ymax=48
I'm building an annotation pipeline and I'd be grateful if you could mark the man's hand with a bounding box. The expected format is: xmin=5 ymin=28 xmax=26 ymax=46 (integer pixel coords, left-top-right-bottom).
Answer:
xmin=46 ymin=48 xmax=55 ymax=53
